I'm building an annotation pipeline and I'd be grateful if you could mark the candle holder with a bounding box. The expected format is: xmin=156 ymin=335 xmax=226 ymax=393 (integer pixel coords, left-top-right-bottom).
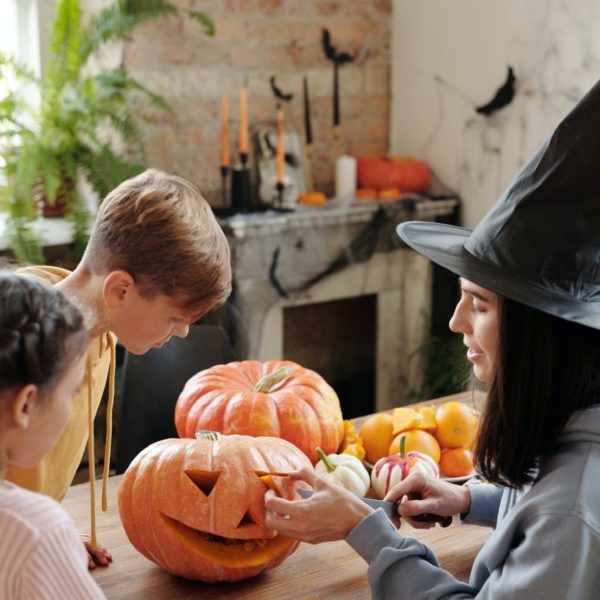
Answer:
xmin=276 ymin=181 xmax=284 ymax=208
xmin=240 ymin=152 xmax=249 ymax=168
xmin=231 ymin=167 xmax=252 ymax=213
xmin=220 ymin=165 xmax=230 ymax=207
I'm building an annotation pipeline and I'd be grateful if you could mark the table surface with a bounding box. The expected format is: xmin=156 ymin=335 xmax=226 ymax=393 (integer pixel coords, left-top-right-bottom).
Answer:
xmin=63 ymin=390 xmax=489 ymax=600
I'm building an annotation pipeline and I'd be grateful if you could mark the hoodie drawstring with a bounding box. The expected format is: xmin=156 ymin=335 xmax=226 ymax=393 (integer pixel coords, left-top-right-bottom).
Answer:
xmin=87 ymin=333 xmax=117 ymax=550
xmin=102 ymin=335 xmax=116 ymax=512
xmin=86 ymin=353 xmax=97 ymax=549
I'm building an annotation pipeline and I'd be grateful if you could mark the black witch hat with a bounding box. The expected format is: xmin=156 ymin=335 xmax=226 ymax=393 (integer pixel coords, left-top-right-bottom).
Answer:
xmin=397 ymin=80 xmax=600 ymax=330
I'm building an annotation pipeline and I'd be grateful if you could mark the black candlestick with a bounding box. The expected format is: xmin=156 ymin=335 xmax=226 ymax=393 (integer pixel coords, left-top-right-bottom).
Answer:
xmin=231 ymin=167 xmax=252 ymax=213
xmin=276 ymin=181 xmax=284 ymax=208
xmin=240 ymin=152 xmax=249 ymax=168
xmin=220 ymin=165 xmax=230 ymax=207
xmin=333 ymin=61 xmax=340 ymax=140
xmin=303 ymin=75 xmax=313 ymax=147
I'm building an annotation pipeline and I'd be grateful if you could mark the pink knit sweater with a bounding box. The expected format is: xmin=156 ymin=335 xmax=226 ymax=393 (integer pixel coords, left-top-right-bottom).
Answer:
xmin=0 ymin=480 xmax=106 ymax=599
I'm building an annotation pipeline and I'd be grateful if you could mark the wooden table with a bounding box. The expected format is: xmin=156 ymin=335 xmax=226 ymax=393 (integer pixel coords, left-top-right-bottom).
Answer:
xmin=63 ymin=391 xmax=490 ymax=600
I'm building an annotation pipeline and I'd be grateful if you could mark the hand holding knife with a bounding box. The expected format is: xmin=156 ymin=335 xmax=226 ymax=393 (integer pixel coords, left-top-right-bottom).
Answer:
xmin=297 ymin=488 xmax=452 ymax=527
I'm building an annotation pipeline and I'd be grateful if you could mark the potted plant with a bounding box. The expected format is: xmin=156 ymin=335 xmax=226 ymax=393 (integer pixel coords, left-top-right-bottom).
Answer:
xmin=0 ymin=0 xmax=213 ymax=262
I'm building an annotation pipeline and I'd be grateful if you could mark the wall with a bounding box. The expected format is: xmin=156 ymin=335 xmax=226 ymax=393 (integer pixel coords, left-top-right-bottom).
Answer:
xmin=390 ymin=0 xmax=600 ymax=228
xmin=85 ymin=0 xmax=392 ymax=204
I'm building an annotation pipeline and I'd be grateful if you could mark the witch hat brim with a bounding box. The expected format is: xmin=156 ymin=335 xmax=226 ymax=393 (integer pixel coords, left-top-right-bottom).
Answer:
xmin=397 ymin=221 xmax=600 ymax=330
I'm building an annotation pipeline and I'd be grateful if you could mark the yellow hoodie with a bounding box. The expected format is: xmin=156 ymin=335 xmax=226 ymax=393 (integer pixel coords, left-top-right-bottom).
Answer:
xmin=6 ymin=266 xmax=116 ymax=547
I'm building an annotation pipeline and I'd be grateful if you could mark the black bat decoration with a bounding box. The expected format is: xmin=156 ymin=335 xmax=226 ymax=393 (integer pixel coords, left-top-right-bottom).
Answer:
xmin=270 ymin=76 xmax=293 ymax=102
xmin=321 ymin=28 xmax=354 ymax=64
xmin=476 ymin=66 xmax=517 ymax=116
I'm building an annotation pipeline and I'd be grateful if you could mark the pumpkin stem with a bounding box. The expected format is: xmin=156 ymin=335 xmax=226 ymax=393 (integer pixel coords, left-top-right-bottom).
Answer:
xmin=255 ymin=367 xmax=291 ymax=393
xmin=195 ymin=430 xmax=221 ymax=441
xmin=316 ymin=446 xmax=336 ymax=473
xmin=399 ymin=435 xmax=406 ymax=458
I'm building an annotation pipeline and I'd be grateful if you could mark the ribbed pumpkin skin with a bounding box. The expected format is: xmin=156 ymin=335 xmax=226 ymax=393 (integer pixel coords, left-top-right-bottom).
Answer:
xmin=175 ymin=360 xmax=344 ymax=464
xmin=118 ymin=435 xmax=311 ymax=582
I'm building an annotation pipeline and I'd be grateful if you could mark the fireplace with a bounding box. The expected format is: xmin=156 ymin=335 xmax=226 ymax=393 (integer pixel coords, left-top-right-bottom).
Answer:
xmin=284 ymin=295 xmax=376 ymax=418
xmin=218 ymin=197 xmax=458 ymax=412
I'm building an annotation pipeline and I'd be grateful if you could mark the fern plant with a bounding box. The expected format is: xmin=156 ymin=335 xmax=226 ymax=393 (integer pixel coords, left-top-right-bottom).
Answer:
xmin=0 ymin=0 xmax=213 ymax=262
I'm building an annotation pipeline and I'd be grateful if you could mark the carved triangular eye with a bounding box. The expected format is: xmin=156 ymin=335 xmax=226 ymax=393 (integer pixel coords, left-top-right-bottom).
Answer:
xmin=237 ymin=509 xmax=258 ymax=527
xmin=184 ymin=470 xmax=221 ymax=496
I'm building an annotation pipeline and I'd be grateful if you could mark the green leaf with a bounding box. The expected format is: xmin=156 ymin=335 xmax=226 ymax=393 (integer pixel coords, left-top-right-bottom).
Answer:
xmin=82 ymin=0 xmax=177 ymax=62
xmin=185 ymin=9 xmax=215 ymax=36
xmin=408 ymin=336 xmax=470 ymax=401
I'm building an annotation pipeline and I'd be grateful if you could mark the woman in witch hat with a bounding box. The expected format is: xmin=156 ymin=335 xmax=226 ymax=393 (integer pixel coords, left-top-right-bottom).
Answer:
xmin=265 ymin=80 xmax=600 ymax=598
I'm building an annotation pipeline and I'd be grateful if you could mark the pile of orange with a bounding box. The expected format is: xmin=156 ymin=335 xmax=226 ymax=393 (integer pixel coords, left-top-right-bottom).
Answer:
xmin=357 ymin=401 xmax=479 ymax=477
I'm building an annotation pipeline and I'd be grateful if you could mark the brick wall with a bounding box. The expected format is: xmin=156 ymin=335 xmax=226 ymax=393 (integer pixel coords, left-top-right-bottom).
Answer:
xmin=118 ymin=0 xmax=391 ymax=204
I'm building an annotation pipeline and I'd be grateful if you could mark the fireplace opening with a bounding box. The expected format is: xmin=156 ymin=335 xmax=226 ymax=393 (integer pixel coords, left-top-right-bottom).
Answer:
xmin=283 ymin=295 xmax=376 ymax=419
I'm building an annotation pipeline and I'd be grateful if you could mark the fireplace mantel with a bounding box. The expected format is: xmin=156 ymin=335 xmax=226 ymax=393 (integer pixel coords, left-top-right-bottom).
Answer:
xmin=221 ymin=197 xmax=458 ymax=239
xmin=218 ymin=195 xmax=458 ymax=412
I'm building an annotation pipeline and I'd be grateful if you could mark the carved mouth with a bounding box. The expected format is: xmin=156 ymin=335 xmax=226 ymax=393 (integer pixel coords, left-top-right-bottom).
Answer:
xmin=160 ymin=513 xmax=295 ymax=567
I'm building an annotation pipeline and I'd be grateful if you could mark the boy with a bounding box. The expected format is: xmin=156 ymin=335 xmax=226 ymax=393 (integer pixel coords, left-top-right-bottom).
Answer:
xmin=7 ymin=169 xmax=232 ymax=566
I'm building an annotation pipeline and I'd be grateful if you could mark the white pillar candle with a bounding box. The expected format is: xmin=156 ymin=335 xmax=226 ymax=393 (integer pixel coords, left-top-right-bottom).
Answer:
xmin=335 ymin=155 xmax=357 ymax=201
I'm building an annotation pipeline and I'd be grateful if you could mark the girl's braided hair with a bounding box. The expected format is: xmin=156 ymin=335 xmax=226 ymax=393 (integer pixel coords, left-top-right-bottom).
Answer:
xmin=0 ymin=273 xmax=88 ymax=396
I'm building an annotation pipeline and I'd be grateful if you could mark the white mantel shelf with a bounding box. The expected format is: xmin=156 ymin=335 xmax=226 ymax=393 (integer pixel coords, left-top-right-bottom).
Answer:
xmin=219 ymin=196 xmax=458 ymax=238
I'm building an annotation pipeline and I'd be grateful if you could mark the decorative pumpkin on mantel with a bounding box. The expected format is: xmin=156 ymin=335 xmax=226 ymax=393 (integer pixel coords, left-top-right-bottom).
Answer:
xmin=357 ymin=155 xmax=431 ymax=193
xmin=175 ymin=360 xmax=344 ymax=464
xmin=118 ymin=434 xmax=311 ymax=582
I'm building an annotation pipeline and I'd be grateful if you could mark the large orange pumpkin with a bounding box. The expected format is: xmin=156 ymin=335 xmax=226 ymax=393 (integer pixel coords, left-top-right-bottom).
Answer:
xmin=175 ymin=360 xmax=344 ymax=463
xmin=118 ymin=434 xmax=311 ymax=582
xmin=357 ymin=155 xmax=431 ymax=192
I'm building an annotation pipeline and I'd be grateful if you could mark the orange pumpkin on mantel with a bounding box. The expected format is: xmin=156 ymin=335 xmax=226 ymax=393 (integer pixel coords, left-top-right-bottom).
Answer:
xmin=357 ymin=155 xmax=431 ymax=192
xmin=118 ymin=434 xmax=311 ymax=582
xmin=175 ymin=360 xmax=344 ymax=464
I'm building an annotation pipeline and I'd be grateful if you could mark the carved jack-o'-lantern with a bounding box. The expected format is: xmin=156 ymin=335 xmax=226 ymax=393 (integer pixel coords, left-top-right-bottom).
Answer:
xmin=118 ymin=434 xmax=311 ymax=582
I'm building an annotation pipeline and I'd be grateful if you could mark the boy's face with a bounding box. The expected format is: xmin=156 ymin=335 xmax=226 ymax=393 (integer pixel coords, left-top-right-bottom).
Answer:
xmin=108 ymin=286 xmax=198 ymax=355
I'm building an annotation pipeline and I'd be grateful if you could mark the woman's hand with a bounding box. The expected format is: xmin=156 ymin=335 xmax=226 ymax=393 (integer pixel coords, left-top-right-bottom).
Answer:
xmin=264 ymin=467 xmax=373 ymax=544
xmin=385 ymin=471 xmax=471 ymax=529
xmin=81 ymin=534 xmax=112 ymax=569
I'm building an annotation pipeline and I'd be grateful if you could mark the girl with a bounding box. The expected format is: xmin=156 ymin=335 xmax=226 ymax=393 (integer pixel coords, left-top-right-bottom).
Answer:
xmin=0 ymin=274 xmax=106 ymax=599
xmin=264 ymin=80 xmax=600 ymax=597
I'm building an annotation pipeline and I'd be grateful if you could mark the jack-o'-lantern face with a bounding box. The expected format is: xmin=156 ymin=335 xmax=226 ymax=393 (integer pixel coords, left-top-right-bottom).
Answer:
xmin=118 ymin=435 xmax=312 ymax=583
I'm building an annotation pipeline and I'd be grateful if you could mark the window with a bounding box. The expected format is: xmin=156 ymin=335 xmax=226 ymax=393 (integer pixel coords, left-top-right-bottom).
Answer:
xmin=0 ymin=0 xmax=42 ymax=184
xmin=0 ymin=0 xmax=41 ymax=75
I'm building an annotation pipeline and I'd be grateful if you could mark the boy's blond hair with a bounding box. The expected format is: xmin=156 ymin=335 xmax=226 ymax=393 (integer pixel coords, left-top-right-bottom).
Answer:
xmin=83 ymin=169 xmax=231 ymax=316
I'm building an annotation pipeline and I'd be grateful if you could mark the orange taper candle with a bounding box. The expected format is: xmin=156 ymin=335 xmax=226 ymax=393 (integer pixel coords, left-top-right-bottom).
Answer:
xmin=219 ymin=95 xmax=230 ymax=168
xmin=275 ymin=105 xmax=285 ymax=184
xmin=239 ymin=86 xmax=249 ymax=155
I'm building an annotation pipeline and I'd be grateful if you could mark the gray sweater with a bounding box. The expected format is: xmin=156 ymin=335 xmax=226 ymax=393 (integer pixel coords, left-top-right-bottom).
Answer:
xmin=346 ymin=405 xmax=600 ymax=599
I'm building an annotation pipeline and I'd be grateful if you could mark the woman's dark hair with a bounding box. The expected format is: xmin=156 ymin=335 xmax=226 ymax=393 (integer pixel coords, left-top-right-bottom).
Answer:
xmin=476 ymin=296 xmax=600 ymax=488
xmin=0 ymin=273 xmax=88 ymax=397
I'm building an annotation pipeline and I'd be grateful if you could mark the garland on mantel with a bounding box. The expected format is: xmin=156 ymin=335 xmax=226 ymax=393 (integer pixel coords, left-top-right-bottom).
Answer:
xmin=268 ymin=200 xmax=421 ymax=299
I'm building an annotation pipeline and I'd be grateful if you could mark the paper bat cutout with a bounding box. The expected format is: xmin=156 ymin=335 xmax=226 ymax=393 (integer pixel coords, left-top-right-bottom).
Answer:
xmin=270 ymin=76 xmax=293 ymax=102
xmin=321 ymin=28 xmax=355 ymax=64
xmin=476 ymin=66 xmax=517 ymax=116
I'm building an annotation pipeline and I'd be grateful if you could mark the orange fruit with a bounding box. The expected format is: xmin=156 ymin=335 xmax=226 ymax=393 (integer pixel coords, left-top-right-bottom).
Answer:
xmin=359 ymin=413 xmax=394 ymax=464
xmin=439 ymin=448 xmax=475 ymax=477
xmin=434 ymin=401 xmax=479 ymax=448
xmin=389 ymin=429 xmax=441 ymax=463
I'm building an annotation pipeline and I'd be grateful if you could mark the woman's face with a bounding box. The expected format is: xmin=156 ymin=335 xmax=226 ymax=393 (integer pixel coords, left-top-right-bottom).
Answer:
xmin=449 ymin=278 xmax=499 ymax=383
